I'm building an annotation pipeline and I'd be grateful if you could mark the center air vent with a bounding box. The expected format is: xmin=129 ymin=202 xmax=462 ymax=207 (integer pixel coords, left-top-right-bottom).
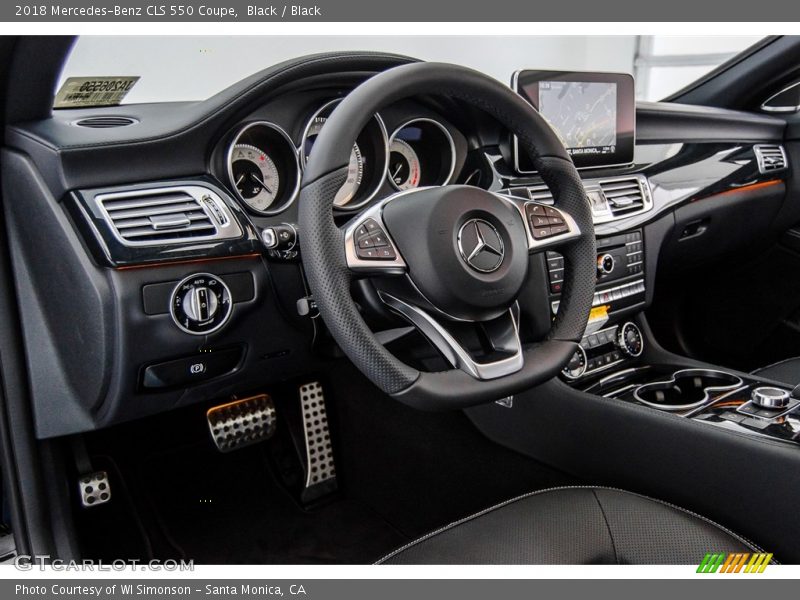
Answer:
xmin=502 ymin=174 xmax=652 ymax=225
xmin=96 ymin=186 xmax=242 ymax=247
xmin=754 ymin=144 xmax=788 ymax=174
xmin=599 ymin=177 xmax=649 ymax=218
xmin=73 ymin=116 xmax=138 ymax=128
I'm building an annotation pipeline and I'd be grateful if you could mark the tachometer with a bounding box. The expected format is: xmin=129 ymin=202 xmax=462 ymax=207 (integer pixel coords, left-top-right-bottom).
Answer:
xmin=230 ymin=144 xmax=281 ymax=212
xmin=388 ymin=139 xmax=421 ymax=190
xmin=303 ymin=116 xmax=364 ymax=207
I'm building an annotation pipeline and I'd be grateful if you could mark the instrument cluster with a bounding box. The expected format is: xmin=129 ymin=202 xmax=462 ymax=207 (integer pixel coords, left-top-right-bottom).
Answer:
xmin=223 ymin=98 xmax=458 ymax=216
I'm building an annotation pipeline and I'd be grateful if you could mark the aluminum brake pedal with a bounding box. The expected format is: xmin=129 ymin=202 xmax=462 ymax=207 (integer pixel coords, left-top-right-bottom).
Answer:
xmin=207 ymin=394 xmax=277 ymax=452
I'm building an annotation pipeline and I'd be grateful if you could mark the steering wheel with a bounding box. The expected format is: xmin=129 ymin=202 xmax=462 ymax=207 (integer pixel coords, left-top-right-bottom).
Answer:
xmin=299 ymin=62 xmax=597 ymax=410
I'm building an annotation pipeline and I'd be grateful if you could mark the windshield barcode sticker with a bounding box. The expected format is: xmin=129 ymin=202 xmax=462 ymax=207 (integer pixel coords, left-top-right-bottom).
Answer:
xmin=54 ymin=76 xmax=140 ymax=109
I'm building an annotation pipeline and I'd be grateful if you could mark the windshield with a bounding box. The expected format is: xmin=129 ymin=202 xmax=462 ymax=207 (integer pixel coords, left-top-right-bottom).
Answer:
xmin=59 ymin=35 xmax=764 ymax=105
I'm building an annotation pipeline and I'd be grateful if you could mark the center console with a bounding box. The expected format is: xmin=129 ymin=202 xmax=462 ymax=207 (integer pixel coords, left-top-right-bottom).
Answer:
xmin=583 ymin=364 xmax=800 ymax=444
xmin=548 ymin=228 xmax=646 ymax=381
xmin=546 ymin=223 xmax=800 ymax=447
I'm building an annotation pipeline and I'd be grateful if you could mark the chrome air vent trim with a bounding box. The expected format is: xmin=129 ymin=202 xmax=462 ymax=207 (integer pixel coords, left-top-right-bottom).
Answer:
xmin=599 ymin=176 xmax=649 ymax=218
xmin=95 ymin=185 xmax=242 ymax=247
xmin=754 ymin=144 xmax=788 ymax=174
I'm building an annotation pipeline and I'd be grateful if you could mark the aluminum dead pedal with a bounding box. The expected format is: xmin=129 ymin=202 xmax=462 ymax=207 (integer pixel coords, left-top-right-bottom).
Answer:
xmin=207 ymin=394 xmax=277 ymax=452
xmin=299 ymin=382 xmax=338 ymax=502
xmin=78 ymin=471 xmax=111 ymax=508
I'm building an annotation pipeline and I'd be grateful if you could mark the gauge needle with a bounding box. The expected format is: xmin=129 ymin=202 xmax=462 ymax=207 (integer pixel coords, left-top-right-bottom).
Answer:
xmin=248 ymin=172 xmax=272 ymax=195
xmin=392 ymin=164 xmax=403 ymax=180
xmin=235 ymin=174 xmax=245 ymax=187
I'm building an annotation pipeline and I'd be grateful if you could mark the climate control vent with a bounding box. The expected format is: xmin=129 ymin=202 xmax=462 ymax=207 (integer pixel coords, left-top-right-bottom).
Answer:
xmin=754 ymin=144 xmax=788 ymax=174
xmin=73 ymin=116 xmax=138 ymax=128
xmin=96 ymin=186 xmax=242 ymax=247
xmin=599 ymin=177 xmax=649 ymax=218
xmin=502 ymin=174 xmax=652 ymax=225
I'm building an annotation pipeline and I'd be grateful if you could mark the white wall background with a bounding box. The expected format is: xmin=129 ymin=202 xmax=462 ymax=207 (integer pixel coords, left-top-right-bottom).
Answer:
xmin=60 ymin=35 xmax=761 ymax=104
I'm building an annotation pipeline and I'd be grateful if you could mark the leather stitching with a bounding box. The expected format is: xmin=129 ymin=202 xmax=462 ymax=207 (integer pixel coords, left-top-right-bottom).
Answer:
xmin=591 ymin=489 xmax=619 ymax=565
xmin=375 ymin=485 xmax=769 ymax=564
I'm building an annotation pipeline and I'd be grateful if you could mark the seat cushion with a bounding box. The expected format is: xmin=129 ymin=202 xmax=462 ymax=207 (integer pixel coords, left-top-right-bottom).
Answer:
xmin=378 ymin=486 xmax=763 ymax=564
xmin=752 ymin=357 xmax=800 ymax=387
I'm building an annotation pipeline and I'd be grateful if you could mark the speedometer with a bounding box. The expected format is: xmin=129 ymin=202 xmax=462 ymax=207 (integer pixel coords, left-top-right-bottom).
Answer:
xmin=303 ymin=116 xmax=364 ymax=207
xmin=230 ymin=144 xmax=281 ymax=212
xmin=226 ymin=122 xmax=300 ymax=216
xmin=388 ymin=139 xmax=421 ymax=190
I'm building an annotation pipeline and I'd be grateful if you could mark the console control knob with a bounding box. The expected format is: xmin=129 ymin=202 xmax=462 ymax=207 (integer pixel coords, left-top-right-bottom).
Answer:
xmin=617 ymin=322 xmax=644 ymax=357
xmin=751 ymin=386 xmax=791 ymax=410
xmin=181 ymin=286 xmax=219 ymax=322
xmin=562 ymin=345 xmax=588 ymax=380
xmin=597 ymin=253 xmax=615 ymax=275
xmin=170 ymin=273 xmax=232 ymax=335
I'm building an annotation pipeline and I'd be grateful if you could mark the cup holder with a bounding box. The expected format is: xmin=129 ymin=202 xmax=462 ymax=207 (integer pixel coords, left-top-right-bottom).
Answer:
xmin=632 ymin=369 xmax=743 ymax=411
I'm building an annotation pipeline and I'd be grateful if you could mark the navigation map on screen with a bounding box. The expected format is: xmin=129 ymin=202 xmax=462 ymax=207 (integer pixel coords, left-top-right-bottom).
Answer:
xmin=537 ymin=81 xmax=617 ymax=155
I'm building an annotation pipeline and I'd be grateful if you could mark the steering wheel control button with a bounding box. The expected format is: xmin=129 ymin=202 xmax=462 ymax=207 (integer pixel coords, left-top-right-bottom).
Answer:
xmin=529 ymin=205 xmax=546 ymax=216
xmin=354 ymin=219 xmax=396 ymax=260
xmin=457 ymin=218 xmax=505 ymax=273
xmin=751 ymin=387 xmax=791 ymax=410
xmin=531 ymin=215 xmax=550 ymax=228
xmin=525 ymin=203 xmax=571 ymax=240
xmin=141 ymin=346 xmax=244 ymax=389
xmin=170 ymin=273 xmax=233 ymax=335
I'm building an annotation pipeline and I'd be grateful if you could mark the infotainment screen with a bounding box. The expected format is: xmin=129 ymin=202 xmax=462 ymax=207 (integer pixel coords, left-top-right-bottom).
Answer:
xmin=512 ymin=70 xmax=635 ymax=172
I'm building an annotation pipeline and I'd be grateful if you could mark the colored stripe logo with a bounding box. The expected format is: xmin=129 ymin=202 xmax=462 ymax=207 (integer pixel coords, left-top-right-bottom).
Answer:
xmin=697 ymin=552 xmax=773 ymax=573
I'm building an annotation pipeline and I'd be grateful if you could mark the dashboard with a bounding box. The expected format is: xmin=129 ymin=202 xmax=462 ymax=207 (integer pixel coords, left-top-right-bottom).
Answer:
xmin=2 ymin=52 xmax=794 ymax=439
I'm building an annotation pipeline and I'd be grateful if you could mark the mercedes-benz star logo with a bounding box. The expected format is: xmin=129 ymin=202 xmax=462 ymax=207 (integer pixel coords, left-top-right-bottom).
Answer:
xmin=457 ymin=219 xmax=505 ymax=273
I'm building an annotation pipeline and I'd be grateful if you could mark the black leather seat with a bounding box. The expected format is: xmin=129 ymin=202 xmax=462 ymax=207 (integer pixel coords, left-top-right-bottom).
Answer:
xmin=378 ymin=487 xmax=763 ymax=564
xmin=752 ymin=358 xmax=800 ymax=387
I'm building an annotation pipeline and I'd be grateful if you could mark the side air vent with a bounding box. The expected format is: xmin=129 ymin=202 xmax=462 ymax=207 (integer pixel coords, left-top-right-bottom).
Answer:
xmin=599 ymin=177 xmax=648 ymax=217
xmin=73 ymin=116 xmax=138 ymax=128
xmin=754 ymin=144 xmax=788 ymax=174
xmin=96 ymin=186 xmax=242 ymax=247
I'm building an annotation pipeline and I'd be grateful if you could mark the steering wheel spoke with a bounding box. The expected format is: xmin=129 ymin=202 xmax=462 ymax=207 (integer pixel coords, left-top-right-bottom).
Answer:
xmin=343 ymin=199 xmax=407 ymax=276
xmin=378 ymin=292 xmax=524 ymax=380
